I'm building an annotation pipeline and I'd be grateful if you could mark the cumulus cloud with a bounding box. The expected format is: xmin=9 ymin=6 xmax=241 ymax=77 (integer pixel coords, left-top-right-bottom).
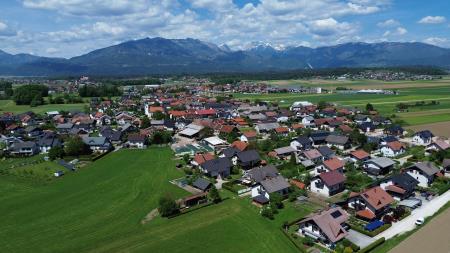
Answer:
xmin=9 ymin=0 xmax=394 ymax=57
xmin=0 ymin=21 xmax=17 ymax=37
xmin=377 ymin=19 xmax=400 ymax=27
xmin=423 ymin=37 xmax=448 ymax=47
xmin=418 ymin=16 xmax=446 ymax=24
xmin=383 ymin=27 xmax=407 ymax=37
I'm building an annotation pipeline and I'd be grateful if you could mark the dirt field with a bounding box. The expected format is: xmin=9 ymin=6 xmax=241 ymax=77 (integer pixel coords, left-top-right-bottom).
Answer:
xmin=389 ymin=207 xmax=450 ymax=253
xmin=409 ymin=121 xmax=450 ymax=138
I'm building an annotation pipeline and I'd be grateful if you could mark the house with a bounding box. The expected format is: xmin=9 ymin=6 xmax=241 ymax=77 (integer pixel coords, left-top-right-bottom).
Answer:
xmin=192 ymin=153 xmax=215 ymax=166
xmin=231 ymin=140 xmax=248 ymax=152
xmin=348 ymin=186 xmax=394 ymax=220
xmin=240 ymin=130 xmax=257 ymax=142
xmin=358 ymin=122 xmax=375 ymax=133
xmin=412 ymin=130 xmax=434 ymax=146
xmin=237 ymin=150 xmax=261 ymax=169
xmin=37 ymin=132 xmax=61 ymax=153
xmin=301 ymin=116 xmax=315 ymax=126
xmin=146 ymin=106 xmax=164 ymax=118
xmin=315 ymin=157 xmax=345 ymax=175
xmin=310 ymin=131 xmax=330 ymax=145
xmin=203 ymin=136 xmax=228 ymax=150
xmin=380 ymin=141 xmax=406 ymax=157
xmin=350 ymin=149 xmax=370 ymax=163
xmin=275 ymin=127 xmax=289 ymax=136
xmin=325 ymin=135 xmax=350 ymax=150
xmin=200 ymin=157 xmax=232 ymax=178
xmin=192 ymin=178 xmax=212 ymax=192
xmin=251 ymin=175 xmax=290 ymax=201
xmin=9 ymin=141 xmax=39 ymax=156
xmin=25 ymin=126 xmax=42 ymax=138
xmin=179 ymin=123 xmax=204 ymax=138
xmin=380 ymin=173 xmax=419 ymax=200
xmin=100 ymin=127 xmax=123 ymax=144
xmin=56 ymin=123 xmax=74 ymax=134
xmin=384 ymin=125 xmax=404 ymax=136
xmin=443 ymin=159 xmax=450 ymax=175
xmin=290 ymin=136 xmax=313 ymax=151
xmin=270 ymin=146 xmax=297 ymax=160
xmin=255 ymin=122 xmax=280 ymax=134
xmin=406 ymin=162 xmax=440 ymax=187
xmin=245 ymin=165 xmax=279 ymax=185
xmin=127 ymin=134 xmax=146 ymax=149
xmin=363 ymin=157 xmax=395 ymax=176
xmin=303 ymin=149 xmax=323 ymax=164
xmin=297 ymin=207 xmax=349 ymax=248
xmin=82 ymin=136 xmax=112 ymax=153
xmin=311 ymin=170 xmax=346 ymax=197
xmin=426 ymin=139 xmax=450 ymax=152
xmin=318 ymin=146 xmax=335 ymax=160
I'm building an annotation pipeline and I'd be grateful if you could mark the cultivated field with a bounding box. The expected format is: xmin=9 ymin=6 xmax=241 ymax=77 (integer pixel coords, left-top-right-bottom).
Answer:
xmin=389 ymin=207 xmax=450 ymax=253
xmin=235 ymin=80 xmax=450 ymax=126
xmin=409 ymin=121 xmax=450 ymax=137
xmin=0 ymin=100 xmax=87 ymax=114
xmin=0 ymin=148 xmax=316 ymax=253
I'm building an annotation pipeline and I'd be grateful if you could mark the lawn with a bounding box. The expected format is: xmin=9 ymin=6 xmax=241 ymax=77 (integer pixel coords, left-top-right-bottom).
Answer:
xmin=0 ymin=155 xmax=67 ymax=180
xmin=0 ymin=99 xmax=87 ymax=114
xmin=0 ymin=148 xmax=308 ymax=253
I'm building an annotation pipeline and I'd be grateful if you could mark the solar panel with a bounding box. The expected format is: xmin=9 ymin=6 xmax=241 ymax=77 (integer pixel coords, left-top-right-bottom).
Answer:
xmin=330 ymin=210 xmax=342 ymax=218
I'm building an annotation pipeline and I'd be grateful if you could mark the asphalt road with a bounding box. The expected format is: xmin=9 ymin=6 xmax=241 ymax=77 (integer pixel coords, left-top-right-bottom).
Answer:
xmin=376 ymin=190 xmax=450 ymax=240
xmin=388 ymin=206 xmax=450 ymax=253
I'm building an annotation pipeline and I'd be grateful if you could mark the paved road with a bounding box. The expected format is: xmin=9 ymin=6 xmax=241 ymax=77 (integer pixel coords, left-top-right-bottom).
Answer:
xmin=375 ymin=190 xmax=450 ymax=240
xmin=389 ymin=207 xmax=450 ymax=253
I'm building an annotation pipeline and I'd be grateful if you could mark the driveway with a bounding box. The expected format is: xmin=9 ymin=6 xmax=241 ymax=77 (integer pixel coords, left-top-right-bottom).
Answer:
xmin=346 ymin=229 xmax=375 ymax=248
xmin=375 ymin=190 xmax=450 ymax=240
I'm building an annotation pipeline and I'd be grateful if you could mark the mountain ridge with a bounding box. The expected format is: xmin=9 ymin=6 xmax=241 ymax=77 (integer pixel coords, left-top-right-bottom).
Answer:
xmin=1 ymin=38 xmax=449 ymax=76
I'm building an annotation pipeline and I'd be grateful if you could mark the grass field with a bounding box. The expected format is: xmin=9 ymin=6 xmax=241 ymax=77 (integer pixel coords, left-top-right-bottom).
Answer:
xmin=0 ymin=148 xmax=314 ymax=253
xmin=0 ymin=100 xmax=87 ymax=114
xmin=0 ymin=155 xmax=67 ymax=180
xmin=234 ymin=84 xmax=450 ymax=126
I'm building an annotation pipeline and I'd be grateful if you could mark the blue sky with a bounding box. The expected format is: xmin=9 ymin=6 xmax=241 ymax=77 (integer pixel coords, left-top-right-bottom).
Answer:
xmin=0 ymin=0 xmax=449 ymax=58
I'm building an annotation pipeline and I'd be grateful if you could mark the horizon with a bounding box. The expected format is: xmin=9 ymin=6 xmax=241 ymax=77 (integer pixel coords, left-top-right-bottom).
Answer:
xmin=0 ymin=0 xmax=449 ymax=58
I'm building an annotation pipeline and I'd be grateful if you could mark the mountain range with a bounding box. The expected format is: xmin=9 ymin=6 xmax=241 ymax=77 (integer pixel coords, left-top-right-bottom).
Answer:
xmin=1 ymin=37 xmax=450 ymax=76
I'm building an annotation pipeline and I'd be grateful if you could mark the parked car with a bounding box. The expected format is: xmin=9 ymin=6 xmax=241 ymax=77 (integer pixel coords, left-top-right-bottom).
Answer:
xmin=415 ymin=217 xmax=425 ymax=226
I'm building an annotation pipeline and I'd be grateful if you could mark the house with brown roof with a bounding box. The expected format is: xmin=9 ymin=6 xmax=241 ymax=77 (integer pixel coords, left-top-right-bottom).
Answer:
xmin=348 ymin=186 xmax=394 ymax=220
xmin=297 ymin=207 xmax=349 ymax=248
xmin=350 ymin=149 xmax=370 ymax=162
xmin=380 ymin=141 xmax=406 ymax=157
xmin=192 ymin=153 xmax=215 ymax=166
xmin=315 ymin=157 xmax=345 ymax=175
xmin=311 ymin=171 xmax=346 ymax=197
xmin=426 ymin=139 xmax=450 ymax=152
xmin=240 ymin=130 xmax=257 ymax=142
xmin=231 ymin=140 xmax=248 ymax=152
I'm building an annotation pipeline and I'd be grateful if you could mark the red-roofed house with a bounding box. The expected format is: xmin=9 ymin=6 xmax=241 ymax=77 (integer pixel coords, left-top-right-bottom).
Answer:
xmin=316 ymin=157 xmax=345 ymax=175
xmin=311 ymin=171 xmax=346 ymax=197
xmin=348 ymin=186 xmax=394 ymax=219
xmin=350 ymin=149 xmax=370 ymax=162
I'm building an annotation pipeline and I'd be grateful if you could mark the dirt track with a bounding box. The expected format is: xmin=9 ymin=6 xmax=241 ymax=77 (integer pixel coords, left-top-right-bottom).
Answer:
xmin=389 ymin=207 xmax=450 ymax=253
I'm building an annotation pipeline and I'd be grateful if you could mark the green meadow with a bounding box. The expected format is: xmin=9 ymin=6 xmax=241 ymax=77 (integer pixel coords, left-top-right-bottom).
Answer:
xmin=0 ymin=100 xmax=87 ymax=114
xmin=0 ymin=148 xmax=316 ymax=253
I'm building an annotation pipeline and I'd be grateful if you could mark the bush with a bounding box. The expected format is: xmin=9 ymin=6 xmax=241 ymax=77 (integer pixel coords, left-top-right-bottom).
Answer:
xmin=158 ymin=194 xmax=180 ymax=217
xmin=350 ymin=223 xmax=391 ymax=237
xmin=359 ymin=237 xmax=385 ymax=253
xmin=261 ymin=206 xmax=274 ymax=220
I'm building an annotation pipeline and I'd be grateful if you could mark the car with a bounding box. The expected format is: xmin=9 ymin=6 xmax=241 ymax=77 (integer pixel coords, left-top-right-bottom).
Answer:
xmin=415 ymin=217 xmax=425 ymax=226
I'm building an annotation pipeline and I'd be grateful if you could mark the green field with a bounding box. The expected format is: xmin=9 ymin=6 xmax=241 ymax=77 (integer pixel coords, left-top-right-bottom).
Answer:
xmin=235 ymin=84 xmax=450 ymax=126
xmin=0 ymin=100 xmax=87 ymax=114
xmin=0 ymin=155 xmax=67 ymax=180
xmin=0 ymin=148 xmax=315 ymax=253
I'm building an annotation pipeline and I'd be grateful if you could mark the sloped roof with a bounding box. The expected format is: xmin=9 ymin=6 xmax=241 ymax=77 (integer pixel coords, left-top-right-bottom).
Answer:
xmin=359 ymin=186 xmax=394 ymax=211
xmin=323 ymin=157 xmax=345 ymax=171
xmin=408 ymin=162 xmax=440 ymax=176
xmin=351 ymin=149 xmax=370 ymax=160
xmin=319 ymin=171 xmax=346 ymax=186
xmin=299 ymin=207 xmax=349 ymax=243
xmin=260 ymin=175 xmax=290 ymax=193
xmin=247 ymin=165 xmax=279 ymax=183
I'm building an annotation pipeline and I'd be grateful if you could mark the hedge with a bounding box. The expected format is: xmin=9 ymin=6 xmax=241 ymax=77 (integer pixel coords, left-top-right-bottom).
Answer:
xmin=350 ymin=223 xmax=391 ymax=237
xmin=358 ymin=237 xmax=385 ymax=253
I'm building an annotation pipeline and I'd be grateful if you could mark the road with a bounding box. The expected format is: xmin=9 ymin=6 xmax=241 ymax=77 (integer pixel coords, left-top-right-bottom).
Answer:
xmin=375 ymin=190 xmax=450 ymax=240
xmin=388 ymin=206 xmax=450 ymax=253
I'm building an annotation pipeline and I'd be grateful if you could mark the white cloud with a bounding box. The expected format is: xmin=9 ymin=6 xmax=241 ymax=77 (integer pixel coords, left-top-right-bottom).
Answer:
xmin=423 ymin=37 xmax=448 ymax=47
xmin=383 ymin=27 xmax=407 ymax=37
xmin=377 ymin=19 xmax=399 ymax=27
xmin=418 ymin=16 xmax=446 ymax=24
xmin=308 ymin=18 xmax=356 ymax=37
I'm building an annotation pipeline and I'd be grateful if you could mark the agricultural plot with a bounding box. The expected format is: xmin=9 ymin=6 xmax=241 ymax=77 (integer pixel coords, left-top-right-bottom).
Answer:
xmin=0 ymin=148 xmax=315 ymax=253
xmin=0 ymin=100 xmax=87 ymax=114
xmin=234 ymin=84 xmax=450 ymax=126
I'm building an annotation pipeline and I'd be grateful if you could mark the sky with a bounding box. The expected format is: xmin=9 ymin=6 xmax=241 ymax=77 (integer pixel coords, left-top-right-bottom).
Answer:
xmin=0 ymin=0 xmax=449 ymax=58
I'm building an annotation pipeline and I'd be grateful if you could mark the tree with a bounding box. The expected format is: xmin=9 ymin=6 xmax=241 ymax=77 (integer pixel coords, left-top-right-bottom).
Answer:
xmin=150 ymin=131 xmax=172 ymax=144
xmin=152 ymin=111 xmax=165 ymax=120
xmin=13 ymin=84 xmax=48 ymax=105
xmin=141 ymin=116 xmax=151 ymax=129
xmin=64 ymin=136 xmax=90 ymax=156
xmin=366 ymin=103 xmax=374 ymax=112
xmin=269 ymin=192 xmax=284 ymax=209
xmin=208 ymin=185 xmax=221 ymax=203
xmin=182 ymin=154 xmax=191 ymax=164
xmin=317 ymin=101 xmax=327 ymax=110
xmin=261 ymin=206 xmax=274 ymax=220
xmin=48 ymin=146 xmax=64 ymax=160
xmin=158 ymin=194 xmax=179 ymax=217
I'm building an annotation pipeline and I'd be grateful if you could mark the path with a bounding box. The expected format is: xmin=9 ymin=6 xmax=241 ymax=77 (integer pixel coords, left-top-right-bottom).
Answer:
xmin=375 ymin=190 xmax=450 ymax=240
xmin=388 ymin=207 xmax=450 ymax=253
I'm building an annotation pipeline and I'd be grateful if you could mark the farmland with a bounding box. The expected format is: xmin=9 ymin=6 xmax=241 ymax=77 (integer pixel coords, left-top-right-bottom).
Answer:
xmin=0 ymin=100 xmax=87 ymax=114
xmin=235 ymin=79 xmax=450 ymax=127
xmin=0 ymin=148 xmax=315 ymax=253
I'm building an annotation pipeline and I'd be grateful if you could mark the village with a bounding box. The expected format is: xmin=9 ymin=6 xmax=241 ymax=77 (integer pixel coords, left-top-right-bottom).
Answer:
xmin=1 ymin=81 xmax=450 ymax=253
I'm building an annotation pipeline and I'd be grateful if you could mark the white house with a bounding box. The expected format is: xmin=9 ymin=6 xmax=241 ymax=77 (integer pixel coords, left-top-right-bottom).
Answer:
xmin=310 ymin=171 xmax=346 ymax=197
xmin=412 ymin=130 xmax=433 ymax=146
xmin=380 ymin=141 xmax=406 ymax=157
xmin=406 ymin=162 xmax=440 ymax=188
